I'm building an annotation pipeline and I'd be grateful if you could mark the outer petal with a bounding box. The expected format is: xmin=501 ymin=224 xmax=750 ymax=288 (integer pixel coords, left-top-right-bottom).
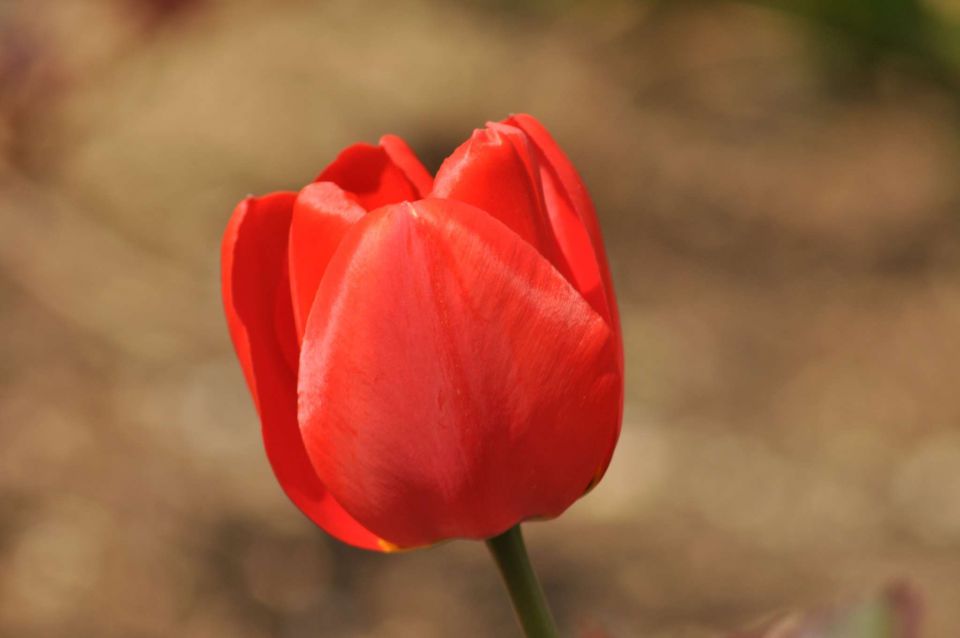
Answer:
xmin=298 ymin=198 xmax=620 ymax=548
xmin=315 ymin=138 xmax=429 ymax=210
xmin=221 ymin=193 xmax=381 ymax=550
xmin=288 ymin=182 xmax=365 ymax=341
xmin=504 ymin=114 xmax=624 ymax=483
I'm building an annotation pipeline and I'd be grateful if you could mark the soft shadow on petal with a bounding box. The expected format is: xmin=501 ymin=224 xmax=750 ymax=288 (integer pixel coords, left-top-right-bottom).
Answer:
xmin=298 ymin=198 xmax=620 ymax=548
xmin=221 ymin=193 xmax=381 ymax=550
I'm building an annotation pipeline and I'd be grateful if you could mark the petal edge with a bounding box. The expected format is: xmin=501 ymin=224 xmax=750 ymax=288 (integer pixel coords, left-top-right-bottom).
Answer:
xmin=221 ymin=192 xmax=383 ymax=551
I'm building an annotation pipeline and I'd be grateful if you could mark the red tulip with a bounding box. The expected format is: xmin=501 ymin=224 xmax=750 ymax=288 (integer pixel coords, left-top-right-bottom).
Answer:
xmin=221 ymin=115 xmax=623 ymax=551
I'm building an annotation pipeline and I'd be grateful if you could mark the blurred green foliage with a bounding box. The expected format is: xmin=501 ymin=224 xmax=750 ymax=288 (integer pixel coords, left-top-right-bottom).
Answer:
xmin=477 ymin=0 xmax=960 ymax=92
xmin=827 ymin=598 xmax=898 ymax=638
xmin=731 ymin=584 xmax=919 ymax=638
xmin=751 ymin=0 xmax=960 ymax=92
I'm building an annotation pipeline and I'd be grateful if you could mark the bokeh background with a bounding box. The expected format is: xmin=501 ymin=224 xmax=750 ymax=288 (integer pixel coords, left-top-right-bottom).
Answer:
xmin=2 ymin=0 xmax=959 ymax=636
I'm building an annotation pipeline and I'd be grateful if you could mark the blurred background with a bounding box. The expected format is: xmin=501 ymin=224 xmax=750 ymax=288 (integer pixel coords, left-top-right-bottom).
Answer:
xmin=1 ymin=0 xmax=959 ymax=636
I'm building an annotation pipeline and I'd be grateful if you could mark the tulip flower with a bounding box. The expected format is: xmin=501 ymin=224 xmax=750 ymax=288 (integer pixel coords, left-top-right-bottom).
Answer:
xmin=221 ymin=114 xmax=623 ymax=636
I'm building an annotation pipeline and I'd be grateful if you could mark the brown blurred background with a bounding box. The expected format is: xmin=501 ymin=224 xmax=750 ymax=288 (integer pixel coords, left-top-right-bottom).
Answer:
xmin=1 ymin=0 xmax=960 ymax=636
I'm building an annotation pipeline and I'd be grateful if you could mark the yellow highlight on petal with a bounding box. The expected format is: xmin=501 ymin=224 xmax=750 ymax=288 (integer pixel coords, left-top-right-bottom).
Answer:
xmin=377 ymin=538 xmax=401 ymax=553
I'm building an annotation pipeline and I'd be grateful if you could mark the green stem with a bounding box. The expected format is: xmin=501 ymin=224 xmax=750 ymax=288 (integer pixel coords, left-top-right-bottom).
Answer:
xmin=486 ymin=525 xmax=560 ymax=638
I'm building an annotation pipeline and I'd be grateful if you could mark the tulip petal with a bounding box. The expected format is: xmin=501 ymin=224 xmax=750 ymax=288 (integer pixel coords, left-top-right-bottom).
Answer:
xmin=221 ymin=193 xmax=381 ymax=550
xmin=504 ymin=114 xmax=624 ymax=482
xmin=432 ymin=125 xmax=553 ymax=265
xmin=315 ymin=141 xmax=425 ymax=210
xmin=379 ymin=134 xmax=434 ymax=196
xmin=298 ymin=198 xmax=621 ymax=548
xmin=503 ymin=113 xmax=622 ymax=361
xmin=288 ymin=182 xmax=366 ymax=342
xmin=433 ymin=123 xmax=610 ymax=330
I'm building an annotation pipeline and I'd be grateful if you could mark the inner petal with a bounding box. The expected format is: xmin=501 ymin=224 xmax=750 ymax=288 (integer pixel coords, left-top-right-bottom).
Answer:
xmin=288 ymin=182 xmax=366 ymax=341
xmin=316 ymin=143 xmax=422 ymax=211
